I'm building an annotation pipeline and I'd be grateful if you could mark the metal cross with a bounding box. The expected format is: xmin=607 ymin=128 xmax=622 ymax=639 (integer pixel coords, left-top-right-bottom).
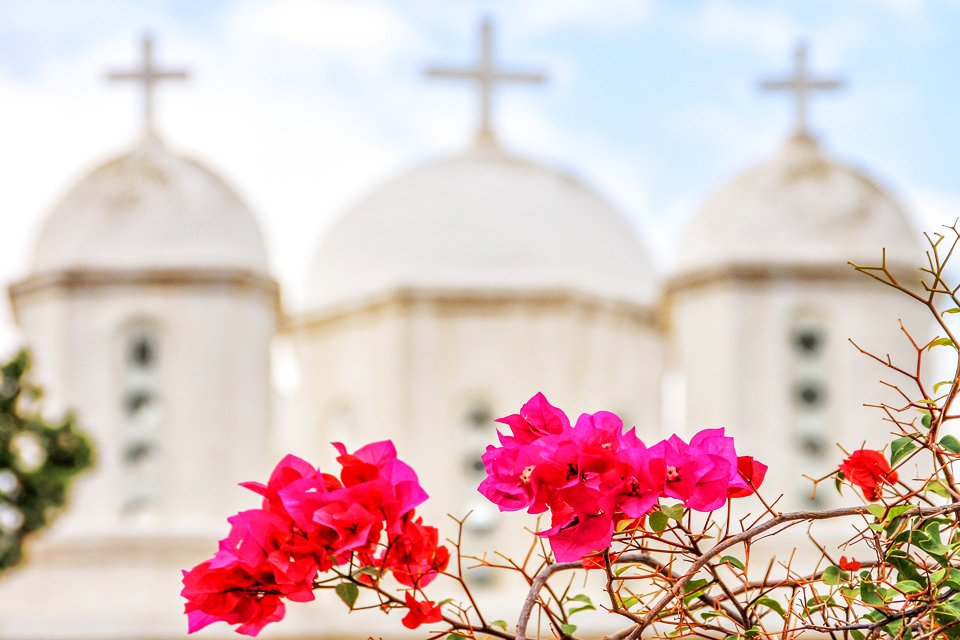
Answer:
xmin=759 ymin=42 xmax=844 ymax=138
xmin=106 ymin=34 xmax=189 ymax=138
xmin=425 ymin=18 xmax=546 ymax=147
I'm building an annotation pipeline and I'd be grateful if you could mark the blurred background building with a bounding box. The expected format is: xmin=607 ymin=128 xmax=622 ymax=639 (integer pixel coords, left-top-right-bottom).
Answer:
xmin=0 ymin=1 xmax=948 ymax=638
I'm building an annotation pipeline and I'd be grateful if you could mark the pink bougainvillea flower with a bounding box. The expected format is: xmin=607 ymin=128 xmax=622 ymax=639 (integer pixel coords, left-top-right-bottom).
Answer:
xmin=477 ymin=396 xmax=766 ymax=563
xmin=616 ymin=436 xmax=664 ymax=518
xmin=401 ymin=591 xmax=443 ymax=629
xmin=333 ymin=440 xmax=428 ymax=529
xmin=539 ymin=507 xmax=614 ymax=562
xmin=477 ymin=438 xmax=546 ymax=512
xmin=495 ymin=391 xmax=571 ymax=444
xmin=652 ymin=428 xmax=744 ymax=512
xmin=210 ymin=509 xmax=319 ymax=602
xmin=311 ymin=500 xmax=383 ymax=555
xmin=839 ymin=449 xmax=898 ymax=502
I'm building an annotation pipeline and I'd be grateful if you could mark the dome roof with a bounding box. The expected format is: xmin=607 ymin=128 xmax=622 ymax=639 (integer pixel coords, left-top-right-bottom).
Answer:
xmin=678 ymin=134 xmax=920 ymax=274
xmin=33 ymin=137 xmax=269 ymax=274
xmin=306 ymin=147 xmax=657 ymax=310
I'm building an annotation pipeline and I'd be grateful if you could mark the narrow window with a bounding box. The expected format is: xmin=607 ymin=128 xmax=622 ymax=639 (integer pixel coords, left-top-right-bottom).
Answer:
xmin=789 ymin=314 xmax=831 ymax=508
xmin=120 ymin=326 xmax=162 ymax=521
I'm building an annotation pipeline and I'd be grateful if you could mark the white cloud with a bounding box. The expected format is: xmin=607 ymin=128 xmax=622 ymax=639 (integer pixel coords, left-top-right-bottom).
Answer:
xmin=507 ymin=0 xmax=653 ymax=36
xmin=226 ymin=0 xmax=428 ymax=69
xmin=681 ymin=1 xmax=869 ymax=65
xmin=683 ymin=2 xmax=800 ymax=59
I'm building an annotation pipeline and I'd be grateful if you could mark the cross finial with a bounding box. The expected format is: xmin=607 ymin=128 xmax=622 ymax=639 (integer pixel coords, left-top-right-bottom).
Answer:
xmin=759 ymin=41 xmax=844 ymax=140
xmin=425 ymin=17 xmax=546 ymax=148
xmin=106 ymin=33 xmax=189 ymax=140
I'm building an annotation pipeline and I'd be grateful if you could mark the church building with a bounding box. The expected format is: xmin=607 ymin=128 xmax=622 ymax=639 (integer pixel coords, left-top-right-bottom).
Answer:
xmin=0 ymin=23 xmax=928 ymax=639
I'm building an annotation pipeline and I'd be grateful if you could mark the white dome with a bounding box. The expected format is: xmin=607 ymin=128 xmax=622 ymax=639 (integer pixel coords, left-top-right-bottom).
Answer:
xmin=306 ymin=147 xmax=657 ymax=310
xmin=678 ymin=135 xmax=920 ymax=273
xmin=33 ymin=137 xmax=269 ymax=274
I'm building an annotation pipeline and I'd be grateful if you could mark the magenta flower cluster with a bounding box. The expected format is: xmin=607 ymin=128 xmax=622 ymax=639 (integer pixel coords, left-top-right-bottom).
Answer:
xmin=478 ymin=393 xmax=767 ymax=561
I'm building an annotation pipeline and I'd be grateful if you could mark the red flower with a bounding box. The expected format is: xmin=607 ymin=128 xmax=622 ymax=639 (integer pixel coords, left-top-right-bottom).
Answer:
xmin=727 ymin=456 xmax=768 ymax=498
xmin=181 ymin=561 xmax=287 ymax=637
xmin=401 ymin=591 xmax=443 ymax=629
xmin=839 ymin=449 xmax=898 ymax=502
xmin=581 ymin=551 xmax=621 ymax=571
xmin=838 ymin=556 xmax=862 ymax=572
xmin=379 ymin=515 xmax=450 ymax=588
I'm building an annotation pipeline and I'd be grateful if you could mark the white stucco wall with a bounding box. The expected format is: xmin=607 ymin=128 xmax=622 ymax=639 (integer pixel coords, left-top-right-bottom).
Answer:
xmin=667 ymin=269 xmax=934 ymax=512
xmin=292 ymin=290 xmax=663 ymax=582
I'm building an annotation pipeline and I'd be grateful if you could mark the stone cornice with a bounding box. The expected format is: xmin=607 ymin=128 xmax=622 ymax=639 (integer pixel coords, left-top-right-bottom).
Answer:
xmin=286 ymin=287 xmax=659 ymax=335
xmin=8 ymin=267 xmax=281 ymax=319
xmin=665 ymin=260 xmax=920 ymax=294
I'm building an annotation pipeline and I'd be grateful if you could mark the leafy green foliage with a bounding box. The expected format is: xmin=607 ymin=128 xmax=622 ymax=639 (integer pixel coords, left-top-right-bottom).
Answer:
xmin=0 ymin=351 xmax=93 ymax=573
xmin=335 ymin=581 xmax=359 ymax=608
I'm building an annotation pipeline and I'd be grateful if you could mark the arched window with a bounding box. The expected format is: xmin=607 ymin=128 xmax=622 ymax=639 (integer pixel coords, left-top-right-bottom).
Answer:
xmin=120 ymin=324 xmax=162 ymax=522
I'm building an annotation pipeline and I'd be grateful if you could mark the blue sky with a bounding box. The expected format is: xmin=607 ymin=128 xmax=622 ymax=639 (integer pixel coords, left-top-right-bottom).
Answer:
xmin=0 ymin=0 xmax=956 ymax=353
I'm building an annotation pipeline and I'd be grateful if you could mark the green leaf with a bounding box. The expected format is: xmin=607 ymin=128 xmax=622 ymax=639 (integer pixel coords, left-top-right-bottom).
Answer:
xmin=683 ymin=578 xmax=709 ymax=604
xmin=718 ymin=555 xmax=745 ymax=571
xmin=823 ymin=565 xmax=846 ymax=586
xmin=943 ymin=569 xmax=960 ymax=591
xmin=447 ymin=635 xmax=466 ymax=640
xmin=491 ymin=620 xmax=508 ymax=631
xmin=615 ymin=518 xmax=635 ymax=533
xmin=335 ymin=582 xmax=359 ymax=609
xmin=922 ymin=412 xmax=933 ymax=428
xmin=935 ymin=380 xmax=956 ymax=394
xmin=754 ymin=596 xmax=786 ymax=618
xmin=887 ymin=549 xmax=924 ymax=583
xmin=567 ymin=594 xmax=596 ymax=615
xmin=926 ymin=480 xmax=951 ymax=498
xmin=560 ymin=623 xmax=577 ymax=636
xmin=661 ymin=503 xmax=685 ymax=521
xmin=928 ymin=337 xmax=956 ymax=350
xmin=893 ymin=580 xmax=923 ymax=594
xmin=942 ymin=435 xmax=960 ymax=454
xmin=943 ymin=307 xmax=960 ymax=315
xmin=860 ymin=582 xmax=885 ymax=606
xmin=891 ymin=436 xmax=919 ymax=465
xmin=867 ymin=504 xmax=886 ymax=520
xmin=619 ymin=595 xmax=638 ymax=610
xmin=921 ymin=520 xmax=950 ymax=555
xmin=648 ymin=510 xmax=668 ymax=532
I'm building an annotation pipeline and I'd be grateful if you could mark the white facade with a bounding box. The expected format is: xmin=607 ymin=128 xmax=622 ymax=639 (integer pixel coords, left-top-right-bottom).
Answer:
xmin=293 ymin=143 xmax=663 ymax=574
xmin=0 ymin=136 xmax=278 ymax=638
xmin=667 ymin=133 xmax=928 ymax=512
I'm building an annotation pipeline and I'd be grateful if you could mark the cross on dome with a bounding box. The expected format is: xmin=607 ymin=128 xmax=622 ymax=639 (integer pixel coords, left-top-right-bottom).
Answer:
xmin=425 ymin=18 xmax=546 ymax=148
xmin=759 ymin=42 xmax=844 ymax=140
xmin=106 ymin=33 xmax=189 ymax=139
